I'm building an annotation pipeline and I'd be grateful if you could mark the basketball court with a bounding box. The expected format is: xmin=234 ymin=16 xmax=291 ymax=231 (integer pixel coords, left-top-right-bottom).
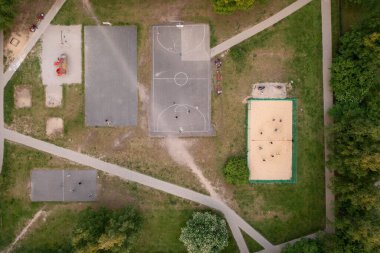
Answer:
xmin=31 ymin=169 xmax=97 ymax=202
xmin=150 ymin=24 xmax=213 ymax=136
xmin=247 ymin=98 xmax=297 ymax=182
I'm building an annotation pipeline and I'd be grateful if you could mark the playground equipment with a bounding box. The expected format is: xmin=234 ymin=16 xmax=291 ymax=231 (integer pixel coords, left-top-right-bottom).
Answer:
xmin=54 ymin=54 xmax=67 ymax=76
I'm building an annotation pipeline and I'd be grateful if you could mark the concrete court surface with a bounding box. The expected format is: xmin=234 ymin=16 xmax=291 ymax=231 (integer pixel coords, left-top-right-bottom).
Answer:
xmin=31 ymin=169 xmax=97 ymax=202
xmin=45 ymin=85 xmax=63 ymax=107
xmin=41 ymin=25 xmax=82 ymax=86
xmin=84 ymin=26 xmax=137 ymax=127
xmin=151 ymin=24 xmax=213 ymax=137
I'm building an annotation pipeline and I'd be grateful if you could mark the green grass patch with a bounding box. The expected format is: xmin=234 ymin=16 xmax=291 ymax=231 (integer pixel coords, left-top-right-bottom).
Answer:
xmin=215 ymin=0 xmax=325 ymax=244
xmin=132 ymin=207 xmax=239 ymax=253
xmin=13 ymin=208 xmax=77 ymax=253
xmin=52 ymin=0 xmax=96 ymax=25
xmin=0 ymin=142 xmax=49 ymax=250
xmin=229 ymin=27 xmax=275 ymax=72
xmin=243 ymin=232 xmax=264 ymax=252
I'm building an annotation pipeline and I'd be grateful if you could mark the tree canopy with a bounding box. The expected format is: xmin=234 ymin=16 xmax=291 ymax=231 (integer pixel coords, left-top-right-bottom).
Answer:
xmin=72 ymin=206 xmax=141 ymax=253
xmin=328 ymin=18 xmax=380 ymax=253
xmin=180 ymin=212 xmax=229 ymax=253
xmin=0 ymin=0 xmax=16 ymax=30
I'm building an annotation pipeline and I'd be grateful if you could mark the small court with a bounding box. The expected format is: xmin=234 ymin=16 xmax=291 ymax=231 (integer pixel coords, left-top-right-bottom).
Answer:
xmin=85 ymin=26 xmax=137 ymax=127
xmin=150 ymin=24 xmax=213 ymax=136
xmin=31 ymin=169 xmax=97 ymax=202
xmin=247 ymin=98 xmax=297 ymax=183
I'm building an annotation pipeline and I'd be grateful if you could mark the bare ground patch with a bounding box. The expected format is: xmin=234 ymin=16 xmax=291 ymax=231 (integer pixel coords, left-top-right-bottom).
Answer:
xmin=46 ymin=117 xmax=64 ymax=137
xmin=14 ymin=86 xmax=32 ymax=108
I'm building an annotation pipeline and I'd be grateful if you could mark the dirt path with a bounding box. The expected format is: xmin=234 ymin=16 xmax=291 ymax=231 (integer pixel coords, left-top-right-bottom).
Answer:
xmin=4 ymin=208 xmax=48 ymax=253
xmin=162 ymin=137 xmax=220 ymax=199
xmin=82 ymin=0 xmax=100 ymax=24
xmin=321 ymin=0 xmax=335 ymax=233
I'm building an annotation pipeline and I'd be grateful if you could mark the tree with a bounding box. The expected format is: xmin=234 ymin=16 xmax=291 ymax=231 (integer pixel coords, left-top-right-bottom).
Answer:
xmin=72 ymin=206 xmax=141 ymax=253
xmin=0 ymin=0 xmax=16 ymax=30
xmin=211 ymin=0 xmax=255 ymax=14
xmin=328 ymin=17 xmax=380 ymax=253
xmin=223 ymin=156 xmax=249 ymax=185
xmin=180 ymin=212 xmax=229 ymax=253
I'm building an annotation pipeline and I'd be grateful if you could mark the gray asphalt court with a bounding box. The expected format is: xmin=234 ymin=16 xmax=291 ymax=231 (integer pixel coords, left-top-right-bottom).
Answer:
xmin=151 ymin=24 xmax=213 ymax=136
xmin=31 ymin=169 xmax=97 ymax=202
xmin=85 ymin=26 xmax=137 ymax=126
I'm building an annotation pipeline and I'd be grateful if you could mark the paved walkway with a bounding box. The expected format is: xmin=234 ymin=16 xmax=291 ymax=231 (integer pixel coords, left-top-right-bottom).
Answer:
xmin=3 ymin=0 xmax=67 ymax=86
xmin=3 ymin=128 xmax=272 ymax=252
xmin=321 ymin=0 xmax=335 ymax=233
xmin=210 ymin=0 xmax=313 ymax=57
xmin=0 ymin=31 xmax=4 ymax=172
xmin=0 ymin=0 xmax=330 ymax=251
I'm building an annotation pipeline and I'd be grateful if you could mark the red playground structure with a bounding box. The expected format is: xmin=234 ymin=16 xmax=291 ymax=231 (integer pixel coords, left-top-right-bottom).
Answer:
xmin=54 ymin=54 xmax=67 ymax=76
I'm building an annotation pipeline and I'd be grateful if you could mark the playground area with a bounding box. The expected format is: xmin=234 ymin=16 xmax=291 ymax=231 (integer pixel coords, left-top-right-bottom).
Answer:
xmin=150 ymin=24 xmax=213 ymax=136
xmin=31 ymin=169 xmax=97 ymax=202
xmin=247 ymin=99 xmax=296 ymax=182
xmin=41 ymin=25 xmax=82 ymax=86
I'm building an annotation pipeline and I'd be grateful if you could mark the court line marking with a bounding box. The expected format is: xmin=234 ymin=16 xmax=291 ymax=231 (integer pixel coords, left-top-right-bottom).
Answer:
xmin=151 ymin=25 xmax=211 ymax=133
xmin=155 ymin=25 xmax=206 ymax=55
xmin=156 ymin=104 xmax=207 ymax=132
xmin=62 ymin=169 xmax=65 ymax=202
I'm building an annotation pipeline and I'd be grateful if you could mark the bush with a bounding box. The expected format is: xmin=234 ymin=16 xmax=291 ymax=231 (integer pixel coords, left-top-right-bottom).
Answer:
xmin=72 ymin=206 xmax=141 ymax=253
xmin=329 ymin=18 xmax=380 ymax=253
xmin=0 ymin=0 xmax=16 ymax=30
xmin=223 ymin=157 xmax=249 ymax=185
xmin=211 ymin=0 xmax=255 ymax=14
xmin=180 ymin=212 xmax=229 ymax=253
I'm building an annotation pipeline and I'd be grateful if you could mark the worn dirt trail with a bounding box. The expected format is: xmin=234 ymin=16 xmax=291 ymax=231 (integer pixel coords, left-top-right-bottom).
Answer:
xmin=163 ymin=137 xmax=220 ymax=199
xmin=4 ymin=208 xmax=48 ymax=253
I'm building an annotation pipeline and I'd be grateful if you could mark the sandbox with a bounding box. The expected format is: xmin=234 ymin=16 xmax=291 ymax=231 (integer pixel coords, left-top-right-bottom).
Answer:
xmin=247 ymin=98 xmax=297 ymax=183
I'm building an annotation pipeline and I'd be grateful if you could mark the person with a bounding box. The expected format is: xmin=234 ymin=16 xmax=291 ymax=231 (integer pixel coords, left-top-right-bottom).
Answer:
xmin=30 ymin=24 xmax=38 ymax=32
xmin=37 ymin=13 xmax=45 ymax=21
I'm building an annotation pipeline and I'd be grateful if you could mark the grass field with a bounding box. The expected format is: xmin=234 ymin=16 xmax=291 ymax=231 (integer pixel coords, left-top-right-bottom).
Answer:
xmin=3 ymin=0 xmax=326 ymax=249
xmin=0 ymin=142 xmax=74 ymax=250
xmin=188 ymin=0 xmax=325 ymax=244
xmin=2 ymin=143 xmax=240 ymax=253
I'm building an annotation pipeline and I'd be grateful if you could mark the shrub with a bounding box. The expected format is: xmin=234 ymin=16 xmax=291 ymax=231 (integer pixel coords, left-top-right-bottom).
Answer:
xmin=180 ymin=212 xmax=229 ymax=253
xmin=0 ymin=0 xmax=16 ymax=30
xmin=72 ymin=206 xmax=141 ymax=252
xmin=223 ymin=156 xmax=249 ymax=185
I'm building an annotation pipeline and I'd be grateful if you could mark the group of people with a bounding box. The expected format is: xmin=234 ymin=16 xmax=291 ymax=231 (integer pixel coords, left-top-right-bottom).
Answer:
xmin=30 ymin=13 xmax=45 ymax=32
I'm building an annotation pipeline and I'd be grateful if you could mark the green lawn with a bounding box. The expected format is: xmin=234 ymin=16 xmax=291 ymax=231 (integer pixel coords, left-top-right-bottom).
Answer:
xmin=3 ymin=0 xmax=326 ymax=249
xmin=0 ymin=143 xmax=50 ymax=250
xmin=13 ymin=208 xmax=77 ymax=253
xmin=1 ymin=143 xmax=241 ymax=252
xmin=210 ymin=0 xmax=325 ymax=244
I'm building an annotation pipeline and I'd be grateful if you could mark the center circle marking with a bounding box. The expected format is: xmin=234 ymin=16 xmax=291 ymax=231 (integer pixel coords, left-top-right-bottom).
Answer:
xmin=174 ymin=72 xmax=189 ymax=86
